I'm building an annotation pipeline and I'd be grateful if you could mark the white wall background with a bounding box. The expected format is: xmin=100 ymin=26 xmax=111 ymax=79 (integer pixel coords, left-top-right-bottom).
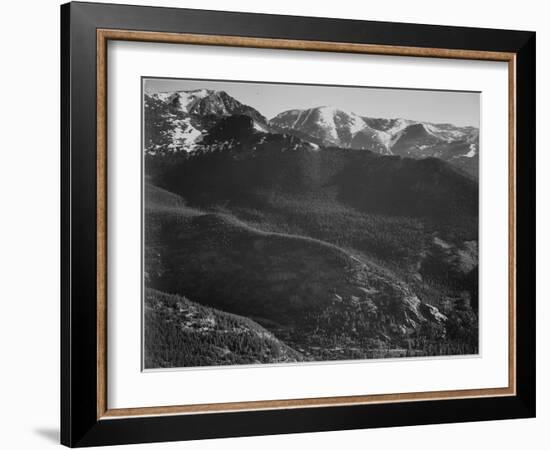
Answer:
xmin=0 ymin=0 xmax=546 ymax=448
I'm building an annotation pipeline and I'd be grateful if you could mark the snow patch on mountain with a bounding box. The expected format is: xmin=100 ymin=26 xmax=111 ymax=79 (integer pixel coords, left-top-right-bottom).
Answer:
xmin=423 ymin=123 xmax=442 ymax=138
xmin=463 ymin=144 xmax=477 ymax=158
xmin=389 ymin=128 xmax=406 ymax=148
xmin=316 ymin=106 xmax=341 ymax=141
xmin=376 ymin=130 xmax=393 ymax=151
xmin=308 ymin=142 xmax=320 ymax=151
xmin=252 ymin=120 xmax=269 ymax=132
xmin=337 ymin=109 xmax=365 ymax=135
xmin=172 ymin=118 xmax=203 ymax=150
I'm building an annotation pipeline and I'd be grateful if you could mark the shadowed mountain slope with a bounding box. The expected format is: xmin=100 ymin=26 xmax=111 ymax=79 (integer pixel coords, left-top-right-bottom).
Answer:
xmin=144 ymin=182 xmax=477 ymax=361
xmin=144 ymin=288 xmax=304 ymax=368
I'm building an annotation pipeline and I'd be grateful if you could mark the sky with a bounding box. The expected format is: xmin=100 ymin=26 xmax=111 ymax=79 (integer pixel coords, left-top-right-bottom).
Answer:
xmin=144 ymin=77 xmax=480 ymax=127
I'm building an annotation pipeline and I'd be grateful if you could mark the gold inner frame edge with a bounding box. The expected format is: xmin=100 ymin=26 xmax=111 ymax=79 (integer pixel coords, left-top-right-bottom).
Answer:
xmin=96 ymin=29 xmax=517 ymax=420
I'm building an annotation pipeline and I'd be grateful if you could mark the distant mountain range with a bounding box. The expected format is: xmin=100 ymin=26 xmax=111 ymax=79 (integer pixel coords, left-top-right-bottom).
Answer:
xmin=145 ymin=89 xmax=479 ymax=177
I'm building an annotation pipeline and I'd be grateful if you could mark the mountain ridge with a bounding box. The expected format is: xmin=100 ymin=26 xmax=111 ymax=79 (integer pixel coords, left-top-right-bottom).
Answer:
xmin=270 ymin=106 xmax=479 ymax=176
xmin=144 ymin=88 xmax=479 ymax=176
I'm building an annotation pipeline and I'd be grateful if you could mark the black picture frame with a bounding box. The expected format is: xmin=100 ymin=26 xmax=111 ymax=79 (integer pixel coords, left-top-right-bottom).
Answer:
xmin=61 ymin=1 xmax=536 ymax=447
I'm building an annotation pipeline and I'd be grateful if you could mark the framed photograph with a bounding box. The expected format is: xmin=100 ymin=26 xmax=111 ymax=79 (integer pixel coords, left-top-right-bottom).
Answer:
xmin=61 ymin=2 xmax=536 ymax=447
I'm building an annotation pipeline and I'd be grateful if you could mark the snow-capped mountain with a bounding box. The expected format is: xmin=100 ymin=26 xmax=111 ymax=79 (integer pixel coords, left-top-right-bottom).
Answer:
xmin=270 ymin=106 xmax=392 ymax=155
xmin=161 ymin=89 xmax=268 ymax=125
xmin=388 ymin=122 xmax=479 ymax=176
xmin=270 ymin=108 xmax=479 ymax=176
xmin=144 ymin=89 xmax=479 ymax=177
xmin=390 ymin=122 xmax=478 ymax=151
xmin=144 ymin=90 xmax=269 ymax=154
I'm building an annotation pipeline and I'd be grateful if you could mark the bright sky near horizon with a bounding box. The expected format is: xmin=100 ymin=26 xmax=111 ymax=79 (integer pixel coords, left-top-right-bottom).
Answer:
xmin=144 ymin=77 xmax=480 ymax=127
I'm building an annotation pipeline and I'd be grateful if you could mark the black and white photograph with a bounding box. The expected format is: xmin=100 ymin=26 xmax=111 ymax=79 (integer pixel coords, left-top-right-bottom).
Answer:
xmin=142 ymin=78 xmax=480 ymax=369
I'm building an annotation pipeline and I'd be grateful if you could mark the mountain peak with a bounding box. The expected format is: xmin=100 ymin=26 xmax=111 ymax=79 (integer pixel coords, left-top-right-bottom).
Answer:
xmin=315 ymin=105 xmax=344 ymax=114
xmin=270 ymin=106 xmax=390 ymax=153
xmin=144 ymin=89 xmax=271 ymax=155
